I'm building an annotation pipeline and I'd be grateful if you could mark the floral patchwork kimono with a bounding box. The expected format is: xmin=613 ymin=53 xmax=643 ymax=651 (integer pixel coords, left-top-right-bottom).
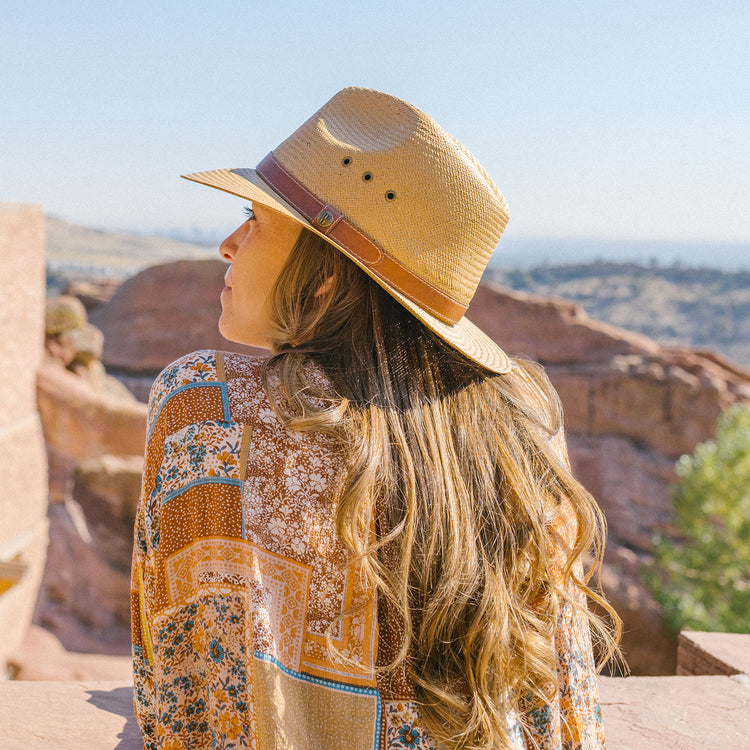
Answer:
xmin=131 ymin=350 xmax=605 ymax=749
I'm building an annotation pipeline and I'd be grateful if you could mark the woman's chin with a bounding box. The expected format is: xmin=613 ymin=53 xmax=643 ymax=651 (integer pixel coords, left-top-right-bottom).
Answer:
xmin=218 ymin=315 xmax=241 ymax=344
xmin=219 ymin=319 xmax=271 ymax=350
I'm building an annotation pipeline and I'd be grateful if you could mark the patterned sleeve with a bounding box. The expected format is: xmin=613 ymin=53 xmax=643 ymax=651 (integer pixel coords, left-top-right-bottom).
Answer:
xmin=130 ymin=352 xmax=209 ymax=746
xmin=131 ymin=354 xmax=185 ymax=746
xmin=522 ymin=494 xmax=606 ymax=750
xmin=132 ymin=509 xmax=157 ymax=743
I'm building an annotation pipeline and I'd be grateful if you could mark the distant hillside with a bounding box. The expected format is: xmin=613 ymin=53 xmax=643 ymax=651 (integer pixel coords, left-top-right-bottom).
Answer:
xmin=484 ymin=262 xmax=750 ymax=368
xmin=46 ymin=215 xmax=215 ymax=283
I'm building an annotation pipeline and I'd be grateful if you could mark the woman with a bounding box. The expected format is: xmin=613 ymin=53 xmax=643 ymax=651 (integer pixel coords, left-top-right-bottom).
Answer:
xmin=131 ymin=87 xmax=619 ymax=750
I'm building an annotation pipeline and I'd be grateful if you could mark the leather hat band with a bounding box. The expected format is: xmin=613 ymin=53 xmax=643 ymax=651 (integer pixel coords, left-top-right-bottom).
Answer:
xmin=256 ymin=153 xmax=468 ymax=325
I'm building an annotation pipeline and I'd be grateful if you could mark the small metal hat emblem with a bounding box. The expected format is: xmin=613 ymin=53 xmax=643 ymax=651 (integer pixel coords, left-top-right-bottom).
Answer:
xmin=316 ymin=209 xmax=335 ymax=228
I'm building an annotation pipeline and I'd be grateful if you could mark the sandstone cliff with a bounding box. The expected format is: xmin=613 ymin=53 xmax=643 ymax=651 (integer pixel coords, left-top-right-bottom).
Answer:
xmin=61 ymin=260 xmax=750 ymax=674
xmin=469 ymin=284 xmax=750 ymax=672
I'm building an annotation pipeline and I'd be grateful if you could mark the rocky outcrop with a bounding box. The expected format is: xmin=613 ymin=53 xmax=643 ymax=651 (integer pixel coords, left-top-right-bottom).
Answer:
xmin=469 ymin=284 xmax=750 ymax=546
xmin=68 ymin=263 xmax=750 ymax=675
xmin=37 ymin=362 xmax=146 ymax=465
xmin=34 ymin=295 xmax=148 ymax=656
xmin=468 ymin=284 xmax=750 ymax=674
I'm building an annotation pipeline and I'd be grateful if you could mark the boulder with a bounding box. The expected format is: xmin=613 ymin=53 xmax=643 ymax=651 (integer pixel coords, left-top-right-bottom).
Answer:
xmin=45 ymin=295 xmax=108 ymax=375
xmin=90 ymin=259 xmax=260 ymax=376
xmin=60 ymin=322 xmax=104 ymax=365
xmin=36 ymin=359 xmax=147 ymax=464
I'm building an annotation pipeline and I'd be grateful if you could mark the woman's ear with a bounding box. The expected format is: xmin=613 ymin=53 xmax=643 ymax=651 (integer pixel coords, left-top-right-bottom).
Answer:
xmin=313 ymin=274 xmax=336 ymax=298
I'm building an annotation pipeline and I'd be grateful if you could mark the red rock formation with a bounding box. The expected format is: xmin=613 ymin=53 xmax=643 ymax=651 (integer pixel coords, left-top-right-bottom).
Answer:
xmin=469 ymin=284 xmax=750 ymax=674
xmin=469 ymin=284 xmax=750 ymax=545
xmin=32 ymin=297 xmax=148 ymax=661
xmin=0 ymin=204 xmax=49 ymax=678
xmin=79 ymin=264 xmax=750 ymax=675
xmin=90 ymin=259 xmax=261 ymax=376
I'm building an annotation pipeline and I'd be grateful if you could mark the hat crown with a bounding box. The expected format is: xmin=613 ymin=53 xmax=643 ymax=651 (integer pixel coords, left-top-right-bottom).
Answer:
xmin=272 ymin=88 xmax=509 ymax=308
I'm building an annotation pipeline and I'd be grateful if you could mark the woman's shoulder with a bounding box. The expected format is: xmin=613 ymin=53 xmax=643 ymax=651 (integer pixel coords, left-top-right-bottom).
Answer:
xmin=145 ymin=350 xmax=218 ymax=428
xmin=221 ymin=352 xmax=334 ymax=429
xmin=148 ymin=349 xmax=218 ymax=398
xmin=146 ymin=350 xmax=265 ymax=429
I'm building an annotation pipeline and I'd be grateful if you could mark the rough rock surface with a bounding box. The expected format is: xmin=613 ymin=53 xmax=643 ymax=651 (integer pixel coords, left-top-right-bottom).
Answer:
xmin=10 ymin=625 xmax=132 ymax=681
xmin=599 ymin=674 xmax=750 ymax=749
xmin=90 ymin=259 xmax=261 ymax=376
xmin=60 ymin=264 xmax=750 ymax=675
xmin=0 ymin=204 xmax=49 ymax=676
xmin=3 ymin=674 xmax=750 ymax=749
xmin=468 ymin=284 xmax=750 ymax=674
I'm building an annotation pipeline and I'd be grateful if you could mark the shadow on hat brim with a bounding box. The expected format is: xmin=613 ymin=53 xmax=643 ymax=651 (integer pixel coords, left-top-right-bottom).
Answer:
xmin=182 ymin=168 xmax=513 ymax=375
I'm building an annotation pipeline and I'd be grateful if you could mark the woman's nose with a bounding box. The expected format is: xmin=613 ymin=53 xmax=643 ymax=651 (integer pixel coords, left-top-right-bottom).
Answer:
xmin=219 ymin=223 xmax=247 ymax=261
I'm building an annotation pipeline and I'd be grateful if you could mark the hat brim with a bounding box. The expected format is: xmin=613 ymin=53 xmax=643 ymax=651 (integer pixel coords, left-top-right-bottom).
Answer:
xmin=182 ymin=168 xmax=513 ymax=375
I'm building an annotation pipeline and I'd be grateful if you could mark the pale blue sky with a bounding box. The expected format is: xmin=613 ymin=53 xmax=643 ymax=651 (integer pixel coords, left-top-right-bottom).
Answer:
xmin=1 ymin=0 xmax=749 ymax=248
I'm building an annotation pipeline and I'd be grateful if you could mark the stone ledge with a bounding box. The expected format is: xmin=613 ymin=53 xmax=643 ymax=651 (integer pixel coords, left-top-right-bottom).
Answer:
xmin=600 ymin=675 xmax=750 ymax=749
xmin=2 ymin=675 xmax=749 ymax=749
xmin=0 ymin=680 xmax=141 ymax=749
xmin=677 ymin=630 xmax=750 ymax=677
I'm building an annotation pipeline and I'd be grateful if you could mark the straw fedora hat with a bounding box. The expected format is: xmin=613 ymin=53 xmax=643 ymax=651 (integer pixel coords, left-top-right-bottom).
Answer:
xmin=183 ymin=86 xmax=513 ymax=374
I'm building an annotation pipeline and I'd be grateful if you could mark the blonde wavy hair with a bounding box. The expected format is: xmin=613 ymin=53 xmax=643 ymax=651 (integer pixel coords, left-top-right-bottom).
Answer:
xmin=262 ymin=229 xmax=620 ymax=750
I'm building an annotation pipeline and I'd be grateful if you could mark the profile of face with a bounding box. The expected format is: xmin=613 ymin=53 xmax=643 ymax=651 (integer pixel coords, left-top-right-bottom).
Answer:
xmin=218 ymin=204 xmax=302 ymax=348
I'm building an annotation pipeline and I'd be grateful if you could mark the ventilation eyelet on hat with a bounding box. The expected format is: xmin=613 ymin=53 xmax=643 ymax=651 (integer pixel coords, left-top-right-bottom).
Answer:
xmin=342 ymin=156 xmax=353 ymax=166
xmin=385 ymin=190 xmax=396 ymax=201
xmin=362 ymin=172 xmax=373 ymax=182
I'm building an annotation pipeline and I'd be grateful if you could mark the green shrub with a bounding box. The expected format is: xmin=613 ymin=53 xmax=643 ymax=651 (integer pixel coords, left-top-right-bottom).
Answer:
xmin=646 ymin=403 xmax=750 ymax=633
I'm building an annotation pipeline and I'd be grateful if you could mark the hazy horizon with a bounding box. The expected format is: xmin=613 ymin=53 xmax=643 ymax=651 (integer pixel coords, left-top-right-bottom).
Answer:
xmin=45 ymin=212 xmax=750 ymax=274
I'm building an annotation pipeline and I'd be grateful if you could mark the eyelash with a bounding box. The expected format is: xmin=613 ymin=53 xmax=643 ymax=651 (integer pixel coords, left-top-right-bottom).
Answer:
xmin=243 ymin=205 xmax=255 ymax=220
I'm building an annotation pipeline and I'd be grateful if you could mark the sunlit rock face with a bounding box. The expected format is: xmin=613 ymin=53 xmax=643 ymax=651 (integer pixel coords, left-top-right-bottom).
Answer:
xmin=34 ymin=261 xmax=750 ymax=676
xmin=469 ymin=283 xmax=750 ymax=674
